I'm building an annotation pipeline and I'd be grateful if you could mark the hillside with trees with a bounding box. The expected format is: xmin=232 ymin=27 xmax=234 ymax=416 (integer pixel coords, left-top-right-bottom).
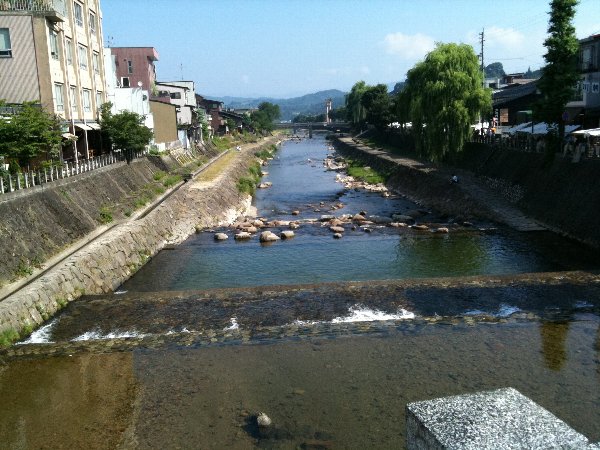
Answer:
xmin=219 ymin=89 xmax=346 ymax=121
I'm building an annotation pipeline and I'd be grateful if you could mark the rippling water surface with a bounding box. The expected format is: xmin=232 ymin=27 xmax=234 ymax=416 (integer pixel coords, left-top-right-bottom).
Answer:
xmin=2 ymin=133 xmax=600 ymax=449
xmin=122 ymin=133 xmax=599 ymax=292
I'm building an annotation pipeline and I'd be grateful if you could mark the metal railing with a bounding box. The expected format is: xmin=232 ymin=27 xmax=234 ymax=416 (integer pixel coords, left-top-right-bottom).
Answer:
xmin=0 ymin=0 xmax=66 ymax=16
xmin=0 ymin=149 xmax=149 ymax=196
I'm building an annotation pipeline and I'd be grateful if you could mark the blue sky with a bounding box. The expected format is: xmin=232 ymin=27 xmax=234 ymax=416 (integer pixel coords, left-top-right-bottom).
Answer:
xmin=101 ymin=0 xmax=600 ymax=99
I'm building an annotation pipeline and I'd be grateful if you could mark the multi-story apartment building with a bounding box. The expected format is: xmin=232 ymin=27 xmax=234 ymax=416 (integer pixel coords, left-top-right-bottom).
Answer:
xmin=109 ymin=46 xmax=158 ymax=92
xmin=0 ymin=0 xmax=108 ymax=162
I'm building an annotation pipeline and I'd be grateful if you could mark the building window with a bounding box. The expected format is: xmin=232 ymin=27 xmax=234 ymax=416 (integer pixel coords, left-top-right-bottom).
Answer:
xmin=74 ymin=2 xmax=83 ymax=27
xmin=54 ymin=83 xmax=64 ymax=111
xmin=82 ymin=89 xmax=91 ymax=112
xmin=581 ymin=45 xmax=596 ymax=71
xmin=70 ymin=86 xmax=77 ymax=113
xmin=89 ymin=11 xmax=96 ymax=35
xmin=96 ymin=91 xmax=103 ymax=108
xmin=65 ymin=38 xmax=73 ymax=65
xmin=78 ymin=44 xmax=87 ymax=70
xmin=170 ymin=92 xmax=181 ymax=100
xmin=127 ymin=60 xmax=133 ymax=74
xmin=92 ymin=51 xmax=99 ymax=74
xmin=0 ymin=28 xmax=12 ymax=58
xmin=121 ymin=77 xmax=130 ymax=88
xmin=49 ymin=31 xmax=59 ymax=60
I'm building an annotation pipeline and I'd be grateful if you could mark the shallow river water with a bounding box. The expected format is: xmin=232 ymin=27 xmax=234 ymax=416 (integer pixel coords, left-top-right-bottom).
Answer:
xmin=1 ymin=133 xmax=599 ymax=449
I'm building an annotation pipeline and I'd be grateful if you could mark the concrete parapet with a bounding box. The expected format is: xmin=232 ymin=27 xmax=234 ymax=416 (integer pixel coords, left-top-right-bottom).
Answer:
xmin=406 ymin=387 xmax=595 ymax=449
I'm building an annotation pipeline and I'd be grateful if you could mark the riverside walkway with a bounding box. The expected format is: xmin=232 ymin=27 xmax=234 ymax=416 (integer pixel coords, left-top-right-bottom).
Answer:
xmin=339 ymin=136 xmax=546 ymax=232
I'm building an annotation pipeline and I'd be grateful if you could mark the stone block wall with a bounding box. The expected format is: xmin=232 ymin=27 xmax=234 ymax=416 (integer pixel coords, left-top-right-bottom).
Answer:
xmin=0 ymin=140 xmax=276 ymax=339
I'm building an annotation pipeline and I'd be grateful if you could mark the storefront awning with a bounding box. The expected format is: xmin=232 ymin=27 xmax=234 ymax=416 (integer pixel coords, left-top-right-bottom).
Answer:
xmin=87 ymin=122 xmax=101 ymax=130
xmin=571 ymin=128 xmax=600 ymax=137
xmin=61 ymin=132 xmax=77 ymax=140
xmin=74 ymin=123 xmax=93 ymax=131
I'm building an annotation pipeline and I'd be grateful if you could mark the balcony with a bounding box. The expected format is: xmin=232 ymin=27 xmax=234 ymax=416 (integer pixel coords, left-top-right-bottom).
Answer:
xmin=0 ymin=0 xmax=66 ymax=22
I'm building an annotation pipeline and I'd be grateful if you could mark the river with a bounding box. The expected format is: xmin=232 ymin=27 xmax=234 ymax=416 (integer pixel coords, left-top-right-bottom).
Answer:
xmin=1 ymin=133 xmax=599 ymax=449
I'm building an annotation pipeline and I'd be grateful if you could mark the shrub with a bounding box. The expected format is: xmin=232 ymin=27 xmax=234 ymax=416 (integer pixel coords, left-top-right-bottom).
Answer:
xmin=0 ymin=329 xmax=20 ymax=348
xmin=162 ymin=174 xmax=182 ymax=187
xmin=237 ymin=177 xmax=256 ymax=195
xmin=153 ymin=170 xmax=166 ymax=181
xmin=99 ymin=205 xmax=113 ymax=224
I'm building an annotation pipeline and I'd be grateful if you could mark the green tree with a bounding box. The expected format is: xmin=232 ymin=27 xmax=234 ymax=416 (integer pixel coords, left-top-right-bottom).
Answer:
xmin=197 ymin=109 xmax=210 ymax=140
xmin=534 ymin=0 xmax=580 ymax=159
xmin=402 ymin=43 xmax=491 ymax=161
xmin=329 ymin=106 xmax=347 ymax=122
xmin=0 ymin=101 xmax=62 ymax=169
xmin=250 ymin=102 xmax=280 ymax=133
xmin=485 ymin=62 xmax=506 ymax=79
xmin=361 ymin=84 xmax=392 ymax=132
xmin=345 ymin=81 xmax=368 ymax=127
xmin=100 ymin=102 xmax=153 ymax=163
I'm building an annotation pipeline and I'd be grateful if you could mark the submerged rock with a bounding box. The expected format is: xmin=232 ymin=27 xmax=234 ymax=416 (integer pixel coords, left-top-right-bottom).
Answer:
xmin=214 ymin=233 xmax=229 ymax=241
xmin=280 ymin=230 xmax=295 ymax=239
xmin=333 ymin=233 xmax=343 ymax=239
xmin=234 ymin=232 xmax=252 ymax=240
xmin=257 ymin=412 xmax=272 ymax=428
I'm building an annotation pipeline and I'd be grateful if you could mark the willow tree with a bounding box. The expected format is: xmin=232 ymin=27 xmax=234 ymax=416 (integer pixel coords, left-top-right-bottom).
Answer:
xmin=535 ymin=0 xmax=579 ymax=159
xmin=345 ymin=81 xmax=368 ymax=128
xmin=403 ymin=43 xmax=491 ymax=161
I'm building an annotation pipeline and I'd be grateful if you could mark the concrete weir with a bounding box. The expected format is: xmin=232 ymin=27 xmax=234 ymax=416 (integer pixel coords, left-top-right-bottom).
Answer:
xmin=407 ymin=387 xmax=599 ymax=449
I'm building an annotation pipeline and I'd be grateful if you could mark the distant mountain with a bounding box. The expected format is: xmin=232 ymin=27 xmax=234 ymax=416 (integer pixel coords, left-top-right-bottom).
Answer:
xmin=216 ymin=89 xmax=347 ymax=121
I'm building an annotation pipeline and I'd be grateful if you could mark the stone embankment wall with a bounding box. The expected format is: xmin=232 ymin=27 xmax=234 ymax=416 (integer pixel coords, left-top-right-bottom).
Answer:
xmin=334 ymin=137 xmax=600 ymax=248
xmin=0 ymin=139 xmax=277 ymax=338
xmin=458 ymin=143 xmax=600 ymax=248
xmin=333 ymin=138 xmax=497 ymax=222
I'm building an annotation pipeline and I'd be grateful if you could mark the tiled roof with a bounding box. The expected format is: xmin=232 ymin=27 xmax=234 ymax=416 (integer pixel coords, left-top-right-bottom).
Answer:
xmin=493 ymin=81 xmax=538 ymax=105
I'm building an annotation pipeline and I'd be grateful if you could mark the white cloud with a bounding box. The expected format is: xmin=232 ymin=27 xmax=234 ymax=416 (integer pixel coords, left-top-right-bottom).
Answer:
xmin=485 ymin=26 xmax=525 ymax=51
xmin=382 ymin=32 xmax=436 ymax=59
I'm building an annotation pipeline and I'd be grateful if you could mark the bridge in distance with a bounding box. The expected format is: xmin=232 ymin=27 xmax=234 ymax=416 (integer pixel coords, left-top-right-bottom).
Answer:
xmin=275 ymin=122 xmax=351 ymax=133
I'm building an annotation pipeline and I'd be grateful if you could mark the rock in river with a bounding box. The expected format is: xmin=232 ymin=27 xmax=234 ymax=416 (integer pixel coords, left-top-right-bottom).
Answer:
xmin=260 ymin=231 xmax=281 ymax=242
xmin=214 ymin=233 xmax=229 ymax=241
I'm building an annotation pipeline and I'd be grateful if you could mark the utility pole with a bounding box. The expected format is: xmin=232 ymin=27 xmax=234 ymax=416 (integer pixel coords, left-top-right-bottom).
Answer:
xmin=479 ymin=29 xmax=485 ymax=88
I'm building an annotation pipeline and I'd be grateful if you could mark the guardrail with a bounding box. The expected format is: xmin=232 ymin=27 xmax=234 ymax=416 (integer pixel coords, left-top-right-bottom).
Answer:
xmin=0 ymin=149 xmax=148 ymax=196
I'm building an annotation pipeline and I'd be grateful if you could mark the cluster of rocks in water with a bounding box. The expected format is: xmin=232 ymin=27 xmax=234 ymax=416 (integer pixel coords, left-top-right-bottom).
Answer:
xmin=212 ymin=206 xmax=464 ymax=243
xmin=213 ymin=150 xmax=479 ymax=243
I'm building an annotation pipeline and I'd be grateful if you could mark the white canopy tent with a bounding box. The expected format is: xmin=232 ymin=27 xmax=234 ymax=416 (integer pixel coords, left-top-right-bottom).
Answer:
xmin=570 ymin=128 xmax=600 ymax=137
xmin=504 ymin=122 xmax=532 ymax=135
xmin=516 ymin=122 xmax=580 ymax=135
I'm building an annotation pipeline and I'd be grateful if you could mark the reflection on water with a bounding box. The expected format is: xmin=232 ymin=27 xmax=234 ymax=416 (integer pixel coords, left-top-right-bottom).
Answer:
xmin=540 ymin=320 xmax=571 ymax=371
xmin=121 ymin=134 xmax=600 ymax=292
xmin=3 ymin=134 xmax=600 ymax=449
xmin=1 ymin=320 xmax=599 ymax=449
xmin=0 ymin=353 xmax=137 ymax=450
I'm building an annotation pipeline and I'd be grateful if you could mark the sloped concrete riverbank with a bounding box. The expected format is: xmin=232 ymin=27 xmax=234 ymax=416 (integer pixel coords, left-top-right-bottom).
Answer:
xmin=0 ymin=138 xmax=280 ymax=340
